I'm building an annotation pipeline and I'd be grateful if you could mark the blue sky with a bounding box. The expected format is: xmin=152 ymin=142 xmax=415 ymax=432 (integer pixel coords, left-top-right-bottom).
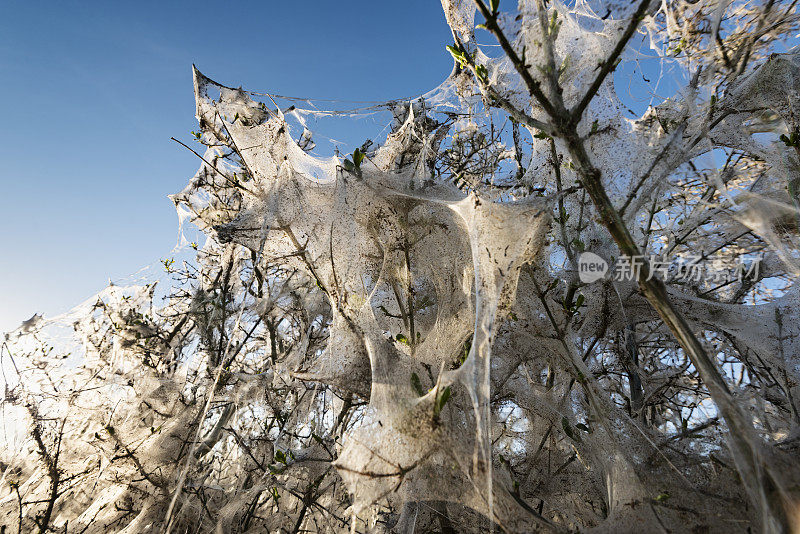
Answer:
xmin=0 ymin=1 xmax=453 ymax=332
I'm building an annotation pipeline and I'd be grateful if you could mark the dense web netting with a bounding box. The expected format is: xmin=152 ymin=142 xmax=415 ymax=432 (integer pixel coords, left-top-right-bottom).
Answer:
xmin=3 ymin=1 xmax=800 ymax=532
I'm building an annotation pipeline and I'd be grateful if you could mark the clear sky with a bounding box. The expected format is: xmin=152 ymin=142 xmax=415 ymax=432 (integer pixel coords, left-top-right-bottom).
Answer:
xmin=0 ymin=1 xmax=454 ymax=333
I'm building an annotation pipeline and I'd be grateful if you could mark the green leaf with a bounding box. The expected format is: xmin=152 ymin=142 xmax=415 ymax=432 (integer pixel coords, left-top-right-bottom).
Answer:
xmin=575 ymin=422 xmax=591 ymax=433
xmin=410 ymin=372 xmax=425 ymax=397
xmin=353 ymin=147 xmax=365 ymax=167
xmin=475 ymin=64 xmax=489 ymax=84
xmin=655 ymin=492 xmax=670 ymax=502
xmin=396 ymin=333 xmax=411 ymax=346
xmin=780 ymin=132 xmax=800 ymax=147
xmin=274 ymin=450 xmax=287 ymax=465
xmin=561 ymin=416 xmax=581 ymax=442
xmin=434 ymin=386 xmax=452 ymax=417
xmin=590 ymin=120 xmax=599 ymax=134
xmin=557 ymin=55 xmax=570 ymax=79
xmin=446 ymin=44 xmax=468 ymax=67
xmin=549 ymin=11 xmax=561 ymax=37
xmin=453 ymin=336 xmax=472 ymax=369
